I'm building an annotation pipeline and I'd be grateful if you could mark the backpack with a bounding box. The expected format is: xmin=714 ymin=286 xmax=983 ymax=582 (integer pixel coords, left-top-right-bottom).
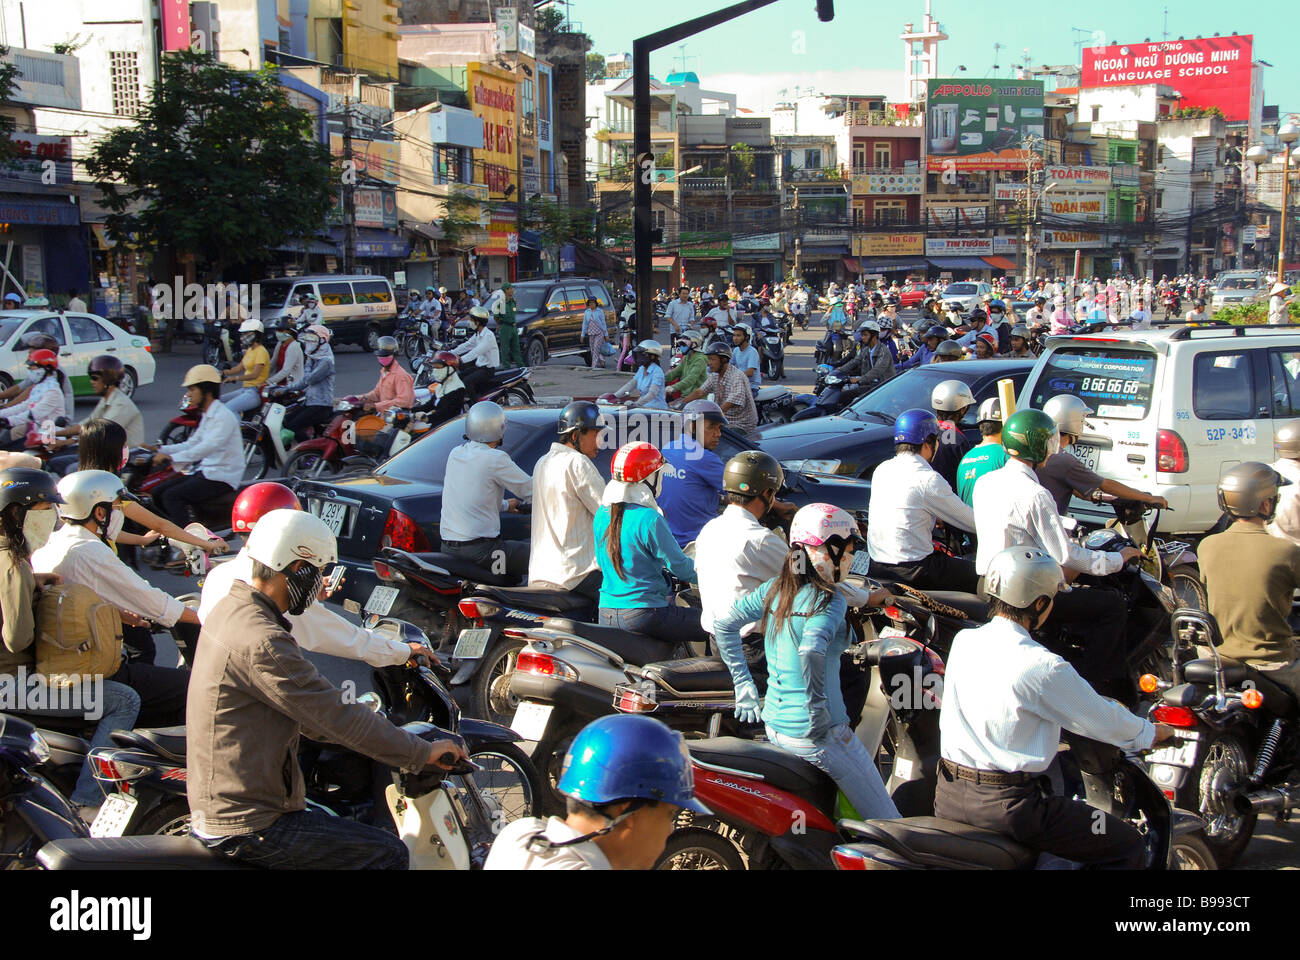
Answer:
xmin=34 ymin=583 xmax=123 ymax=687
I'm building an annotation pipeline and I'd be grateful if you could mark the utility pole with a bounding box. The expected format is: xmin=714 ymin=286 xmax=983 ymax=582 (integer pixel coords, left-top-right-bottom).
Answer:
xmin=792 ymin=185 xmax=802 ymax=281
xmin=342 ymin=94 xmax=357 ymax=275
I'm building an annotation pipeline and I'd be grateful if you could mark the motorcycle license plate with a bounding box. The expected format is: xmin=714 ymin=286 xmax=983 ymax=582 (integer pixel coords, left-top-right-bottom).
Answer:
xmin=1072 ymin=443 xmax=1100 ymax=473
xmin=849 ymin=550 xmax=872 ymax=577
xmin=1146 ymin=730 xmax=1199 ymax=767
xmin=90 ymin=794 xmax=138 ymax=838
xmin=315 ymin=500 xmax=351 ymax=536
xmin=453 ymin=627 xmax=492 ymax=660
xmin=511 ymin=701 xmax=553 ymax=741
xmin=364 ymin=585 xmax=400 ymax=617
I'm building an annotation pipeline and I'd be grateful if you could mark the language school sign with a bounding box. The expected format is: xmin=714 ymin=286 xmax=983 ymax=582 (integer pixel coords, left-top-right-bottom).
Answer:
xmin=1081 ymin=35 xmax=1254 ymax=122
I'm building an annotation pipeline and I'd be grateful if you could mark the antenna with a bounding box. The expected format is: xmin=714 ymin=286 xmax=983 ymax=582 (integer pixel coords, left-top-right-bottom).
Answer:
xmin=1162 ymin=6 xmax=1169 ymax=40
xmin=990 ymin=42 xmax=1004 ymax=75
xmin=1070 ymin=27 xmax=1099 ymax=60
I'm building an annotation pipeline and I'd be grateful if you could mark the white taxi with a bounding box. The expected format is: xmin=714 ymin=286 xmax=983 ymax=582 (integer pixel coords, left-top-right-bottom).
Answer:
xmin=0 ymin=309 xmax=156 ymax=397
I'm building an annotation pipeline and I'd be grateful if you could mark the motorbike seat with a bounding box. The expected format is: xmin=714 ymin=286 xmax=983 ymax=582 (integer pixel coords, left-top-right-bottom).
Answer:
xmin=37 ymin=836 xmax=255 ymax=871
xmin=110 ymin=725 xmax=188 ymax=764
xmin=544 ymin=618 xmax=678 ymax=666
xmin=755 ymin=386 xmax=791 ymax=403
xmin=642 ymin=657 xmax=734 ymax=694
xmin=688 ymin=737 xmax=838 ymax=813
xmin=475 ymin=584 xmax=593 ymax=615
xmin=842 ymin=816 xmax=1037 ymax=870
xmin=913 ymin=590 xmax=989 ymax=622
xmin=1182 ymin=658 xmax=1297 ymax=714
xmin=494 ymin=367 xmax=527 ymax=381
xmin=35 ymin=728 xmax=90 ymax=756
xmin=407 ymin=551 xmax=517 ymax=587
xmin=11 ymin=712 xmax=88 ymax=736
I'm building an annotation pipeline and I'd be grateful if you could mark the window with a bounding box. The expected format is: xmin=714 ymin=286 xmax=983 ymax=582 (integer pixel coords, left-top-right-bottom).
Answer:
xmin=873 ymin=143 xmax=891 ymax=169
xmin=852 ymin=144 xmax=866 ymax=172
xmin=1091 ymin=105 xmax=1100 ymax=122
xmin=68 ymin=315 xmax=114 ymax=344
xmin=22 ymin=317 xmax=66 ymax=347
xmin=652 ymin=208 xmax=666 ymax=229
xmin=873 ymin=199 xmax=905 ymax=225
xmin=351 ymin=280 xmax=392 ymax=305
xmin=109 ymin=51 xmax=141 ymax=117
xmin=521 ymin=79 xmax=535 ymax=120
xmin=851 ymin=202 xmax=865 ymax=225
xmin=318 ymin=282 xmax=355 ymax=307
xmin=1156 ymin=190 xmax=1163 ymax=210
xmin=1032 ymin=348 xmax=1158 ymax=421
xmin=804 ymin=148 xmax=822 ymax=169
xmin=546 ymin=288 xmax=567 ymax=312
xmin=564 ymin=285 xmax=589 ymax=310
xmin=1193 ymin=351 xmax=1255 ymax=421
xmin=585 ymin=283 xmax=611 ymax=308
xmin=538 ymin=79 xmax=551 ymax=121
xmin=1269 ymin=350 xmax=1300 ymax=416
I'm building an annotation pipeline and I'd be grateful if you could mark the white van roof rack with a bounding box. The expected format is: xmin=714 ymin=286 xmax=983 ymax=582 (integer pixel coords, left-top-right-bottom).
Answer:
xmin=1166 ymin=323 xmax=1300 ymax=341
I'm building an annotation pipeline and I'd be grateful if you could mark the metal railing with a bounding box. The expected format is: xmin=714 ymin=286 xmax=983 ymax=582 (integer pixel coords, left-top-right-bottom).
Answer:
xmin=537 ymin=118 xmax=551 ymax=141
xmin=844 ymin=110 xmax=920 ymax=128
xmin=680 ymin=176 xmax=730 ymax=193
xmin=785 ymin=165 xmax=849 ymax=182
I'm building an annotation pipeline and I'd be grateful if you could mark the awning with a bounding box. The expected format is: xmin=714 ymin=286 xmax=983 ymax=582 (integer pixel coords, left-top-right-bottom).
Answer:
xmin=858 ymin=257 xmax=930 ymax=273
xmin=403 ymin=220 xmax=445 ymax=242
xmin=928 ymin=256 xmax=992 ymax=270
xmin=276 ymin=236 xmax=340 ymax=255
xmin=982 ymin=255 xmax=1017 ymax=270
xmin=802 ymin=244 xmax=850 ymax=259
xmin=621 ymin=255 xmax=678 ymax=271
xmin=519 ymin=229 xmax=541 ymax=251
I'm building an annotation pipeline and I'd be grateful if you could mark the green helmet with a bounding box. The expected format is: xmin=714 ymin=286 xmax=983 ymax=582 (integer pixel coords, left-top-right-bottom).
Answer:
xmin=723 ymin=450 xmax=784 ymax=497
xmin=1002 ymin=409 xmax=1058 ymax=463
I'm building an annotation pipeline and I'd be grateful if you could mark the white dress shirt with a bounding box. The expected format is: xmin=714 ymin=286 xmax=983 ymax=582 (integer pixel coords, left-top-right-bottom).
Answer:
xmin=940 ymin=616 xmax=1155 ymax=773
xmin=454 ymin=327 xmax=499 ymax=368
xmin=158 ymin=399 xmax=243 ymax=490
xmin=971 ymin=458 xmax=1121 ymax=577
xmin=439 ymin=441 xmax=532 ymax=542
xmin=705 ymin=306 xmax=735 ymax=327
xmin=528 ymin=442 xmax=605 ymax=590
xmin=197 ymin=548 xmax=410 ymax=666
xmin=664 ymin=299 xmax=695 ymax=332
xmin=866 ymin=453 xmax=975 ymax=566
xmin=33 ymin=523 xmax=186 ymax=626
xmin=1269 ymin=457 xmax=1300 ymax=548
xmin=695 ymin=504 xmax=789 ymax=635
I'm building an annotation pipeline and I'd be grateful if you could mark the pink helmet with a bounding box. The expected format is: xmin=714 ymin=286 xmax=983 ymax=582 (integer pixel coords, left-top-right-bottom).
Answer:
xmin=790 ymin=503 xmax=859 ymax=582
xmin=306 ymin=323 xmax=331 ymax=343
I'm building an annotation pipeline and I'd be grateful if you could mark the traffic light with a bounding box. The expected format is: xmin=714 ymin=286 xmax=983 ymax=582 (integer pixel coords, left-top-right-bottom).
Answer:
xmin=816 ymin=0 xmax=834 ymax=21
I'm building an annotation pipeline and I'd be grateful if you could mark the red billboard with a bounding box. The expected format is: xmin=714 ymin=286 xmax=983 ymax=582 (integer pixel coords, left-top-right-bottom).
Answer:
xmin=1081 ymin=35 xmax=1253 ymax=122
xmin=160 ymin=0 xmax=190 ymax=52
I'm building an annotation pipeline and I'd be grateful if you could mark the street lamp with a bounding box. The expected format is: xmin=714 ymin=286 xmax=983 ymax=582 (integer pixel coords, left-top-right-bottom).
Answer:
xmin=1278 ymin=122 xmax=1300 ymax=281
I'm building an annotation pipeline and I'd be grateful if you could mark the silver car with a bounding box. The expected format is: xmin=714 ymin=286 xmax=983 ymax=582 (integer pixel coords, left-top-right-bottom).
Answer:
xmin=1210 ymin=273 xmax=1268 ymax=310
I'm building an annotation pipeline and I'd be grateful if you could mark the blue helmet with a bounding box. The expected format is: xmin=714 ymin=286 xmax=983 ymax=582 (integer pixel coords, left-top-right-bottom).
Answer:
xmin=988 ymin=299 xmax=1006 ymax=312
xmin=894 ymin=408 xmax=941 ymax=445
xmin=557 ymin=715 xmax=709 ymax=814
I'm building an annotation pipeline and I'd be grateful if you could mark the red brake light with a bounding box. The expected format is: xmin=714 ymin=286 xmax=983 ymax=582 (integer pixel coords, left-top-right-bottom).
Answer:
xmin=1151 ymin=704 xmax=1197 ymax=728
xmin=1157 ymin=429 xmax=1188 ymax=473
xmin=380 ymin=508 xmax=431 ymax=552
xmin=517 ymin=650 xmax=556 ymax=675
xmin=831 ymin=846 xmax=871 ymax=870
xmin=372 ymin=559 xmax=394 ymax=581
xmin=884 ymin=605 xmax=902 ymax=621
xmin=457 ymin=599 xmax=482 ymax=621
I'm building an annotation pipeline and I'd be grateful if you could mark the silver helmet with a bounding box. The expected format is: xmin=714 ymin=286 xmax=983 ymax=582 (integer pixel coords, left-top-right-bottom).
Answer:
xmin=931 ymin=379 xmax=976 ymax=413
xmin=465 ymin=400 xmax=507 ymax=444
xmin=1043 ymin=394 xmax=1093 ymax=438
xmin=983 ymin=546 xmax=1064 ymax=608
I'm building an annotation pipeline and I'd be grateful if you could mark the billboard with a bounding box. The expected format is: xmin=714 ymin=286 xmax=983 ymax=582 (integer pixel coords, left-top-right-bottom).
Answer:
xmin=1044 ymin=165 xmax=1112 ymax=189
xmin=926 ymin=237 xmax=994 ymax=256
xmin=925 ymin=79 xmax=1045 ymax=171
xmin=853 ymin=233 xmax=924 ymax=257
xmin=1081 ymin=36 xmax=1254 ymax=123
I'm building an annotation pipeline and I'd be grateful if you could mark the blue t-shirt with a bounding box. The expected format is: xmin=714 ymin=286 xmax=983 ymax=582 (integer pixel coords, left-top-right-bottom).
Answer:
xmin=593 ymin=503 xmax=696 ymax=609
xmin=633 ymin=364 xmax=668 ymax=408
xmin=731 ymin=345 xmax=761 ymax=389
xmin=657 ymin=436 xmax=725 ymax=547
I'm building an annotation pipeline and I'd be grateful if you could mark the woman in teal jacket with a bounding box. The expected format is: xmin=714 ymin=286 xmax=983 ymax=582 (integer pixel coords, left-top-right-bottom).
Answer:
xmin=594 ymin=441 xmax=707 ymax=648
xmin=714 ymin=502 xmax=898 ymax=821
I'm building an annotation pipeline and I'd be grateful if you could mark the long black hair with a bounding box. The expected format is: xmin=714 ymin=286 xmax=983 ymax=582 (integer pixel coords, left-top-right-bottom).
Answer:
xmin=78 ymin=418 xmax=128 ymax=472
xmin=604 ymin=502 xmax=627 ymax=580
xmin=760 ymin=545 xmax=837 ymax=636
xmin=0 ymin=502 xmax=28 ymax=562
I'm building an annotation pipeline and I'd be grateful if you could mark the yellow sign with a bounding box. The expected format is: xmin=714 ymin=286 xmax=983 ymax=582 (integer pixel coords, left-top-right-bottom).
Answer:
xmin=467 ymin=64 xmax=518 ymax=197
xmin=329 ymin=136 xmax=399 ymax=184
xmin=853 ymin=233 xmax=924 ymax=257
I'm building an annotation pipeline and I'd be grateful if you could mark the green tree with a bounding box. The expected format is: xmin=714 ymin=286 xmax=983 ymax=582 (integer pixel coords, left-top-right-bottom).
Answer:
xmin=536 ymin=7 xmax=565 ymax=35
xmin=0 ymin=47 xmax=23 ymax=165
xmin=85 ymin=49 xmax=335 ymax=344
xmin=438 ymin=191 xmax=482 ymax=249
xmin=523 ymin=196 xmax=581 ymax=276
xmin=586 ymin=52 xmax=605 ymax=83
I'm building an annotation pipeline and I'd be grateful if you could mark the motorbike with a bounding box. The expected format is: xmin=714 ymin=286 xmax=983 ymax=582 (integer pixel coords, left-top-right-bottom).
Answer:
xmin=280 ymin=396 xmax=375 ymax=480
xmin=1162 ymin=289 xmax=1182 ymax=320
xmin=1139 ymin=607 xmax=1300 ymax=868
xmin=157 ymin=394 xmax=202 ymax=446
xmin=121 ymin=451 xmax=240 ymax=536
xmin=0 ymin=714 xmax=89 ymax=868
xmin=791 ymin=366 xmax=854 ymax=421
xmin=202 ymin=318 xmax=242 ymax=368
xmin=756 ymin=316 xmax=785 ymax=380
xmin=813 ymin=326 xmax=852 ymax=366
xmin=1076 ymin=493 xmax=1204 ymax=614
xmin=399 ymin=309 xmax=440 ymax=362
xmin=239 ymin=386 xmax=298 ymax=482
xmin=754 ymin=385 xmax=797 ymax=426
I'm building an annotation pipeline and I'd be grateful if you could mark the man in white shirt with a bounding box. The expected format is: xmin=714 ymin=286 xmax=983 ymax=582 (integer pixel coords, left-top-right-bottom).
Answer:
xmin=663 ymin=286 xmax=696 ymax=340
xmin=528 ymin=402 xmax=606 ymax=603
xmin=1128 ymin=295 xmax=1152 ymax=330
xmin=704 ymin=295 xmax=735 ymax=329
xmin=1269 ymin=419 xmax=1300 ymax=547
xmin=972 ymin=408 xmax=1138 ymax=700
xmin=452 ymin=306 xmax=499 ymax=398
xmin=866 ymin=409 xmax=979 ymax=593
xmin=936 ymin=545 xmax=1170 ymax=868
xmin=439 ymin=400 xmax=532 ymax=579
xmin=66 ymin=289 xmax=87 ymax=313
xmin=145 ymin=364 xmax=243 ymax=527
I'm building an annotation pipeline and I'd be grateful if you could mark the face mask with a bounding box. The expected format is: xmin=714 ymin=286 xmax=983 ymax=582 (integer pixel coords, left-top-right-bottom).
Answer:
xmin=106 ymin=508 xmax=125 ymax=542
xmin=378 ymin=355 xmax=394 ymax=368
xmin=28 ymin=368 xmax=46 ymax=383
xmin=286 ymin=561 xmax=325 ymax=616
xmin=431 ymin=366 xmax=449 ymax=383
xmin=22 ymin=509 xmax=57 ymax=550
xmin=276 ymin=331 xmax=291 ymax=342
xmin=241 ymin=335 xmax=256 ymax=349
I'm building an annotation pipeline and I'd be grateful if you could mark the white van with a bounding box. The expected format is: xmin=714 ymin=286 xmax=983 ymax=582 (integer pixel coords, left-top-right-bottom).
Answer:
xmin=1020 ymin=324 xmax=1300 ymax=535
xmin=254 ymin=275 xmax=397 ymax=351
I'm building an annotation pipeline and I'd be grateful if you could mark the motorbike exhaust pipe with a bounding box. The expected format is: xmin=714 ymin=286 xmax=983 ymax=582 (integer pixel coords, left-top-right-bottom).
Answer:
xmin=1234 ymin=782 xmax=1300 ymax=816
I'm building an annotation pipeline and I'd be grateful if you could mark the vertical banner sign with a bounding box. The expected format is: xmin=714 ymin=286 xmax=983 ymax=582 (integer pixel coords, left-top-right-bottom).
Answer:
xmin=495 ymin=8 xmax=517 ymax=53
xmin=161 ymin=0 xmax=191 ymax=51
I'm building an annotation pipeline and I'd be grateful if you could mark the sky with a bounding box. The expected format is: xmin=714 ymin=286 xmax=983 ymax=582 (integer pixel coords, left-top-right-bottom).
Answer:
xmin=561 ymin=0 xmax=1295 ymax=115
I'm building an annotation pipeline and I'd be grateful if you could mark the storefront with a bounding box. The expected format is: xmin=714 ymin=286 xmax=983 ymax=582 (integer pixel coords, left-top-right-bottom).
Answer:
xmin=797 ymin=242 xmax=850 ymax=289
xmin=681 ymin=232 xmax=732 ymax=291
xmin=852 ymin=233 xmax=926 ymax=283
xmin=473 ymin=207 xmax=519 ymax=292
xmin=732 ymin=233 xmax=783 ymax=289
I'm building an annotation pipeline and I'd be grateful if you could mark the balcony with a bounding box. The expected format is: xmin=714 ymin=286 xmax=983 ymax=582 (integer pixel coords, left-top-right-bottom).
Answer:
xmin=785 ymin=165 xmax=850 ymax=183
xmin=844 ymin=111 xmax=923 ymax=137
xmin=680 ymin=176 xmax=730 ymax=194
xmin=4 ymin=48 xmax=79 ymax=110
xmin=537 ymin=118 xmax=551 ymax=142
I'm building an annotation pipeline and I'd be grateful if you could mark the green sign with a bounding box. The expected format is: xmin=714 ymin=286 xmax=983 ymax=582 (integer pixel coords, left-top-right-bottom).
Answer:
xmin=925 ymin=78 xmax=1045 ymax=171
xmin=680 ymin=231 xmax=732 ymax=258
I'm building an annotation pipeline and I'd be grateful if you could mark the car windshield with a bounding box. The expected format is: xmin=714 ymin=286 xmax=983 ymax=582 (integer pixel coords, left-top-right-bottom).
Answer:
xmin=1218 ymin=278 xmax=1260 ymax=290
xmin=845 ymin=369 xmax=971 ymax=423
xmin=946 ymin=283 xmax=977 ymax=295
xmin=1031 ymin=348 xmax=1158 ymax=421
xmin=513 ymin=286 xmax=548 ymax=313
xmin=258 ymin=280 xmax=295 ymax=309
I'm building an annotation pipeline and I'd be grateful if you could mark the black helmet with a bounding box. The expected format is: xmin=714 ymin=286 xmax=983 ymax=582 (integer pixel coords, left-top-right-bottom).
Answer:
xmin=705 ymin=341 xmax=731 ymax=359
xmin=1217 ymin=462 xmax=1290 ymax=520
xmin=0 ymin=467 xmax=63 ymax=511
xmin=376 ymin=336 xmax=399 ymax=358
xmin=20 ymin=333 xmax=57 ymax=352
xmin=558 ymin=400 xmax=603 ymax=440
xmin=925 ymin=325 xmax=946 ymax=340
xmin=88 ymin=354 xmax=124 ymax=385
xmin=723 ymin=451 xmax=784 ymax=497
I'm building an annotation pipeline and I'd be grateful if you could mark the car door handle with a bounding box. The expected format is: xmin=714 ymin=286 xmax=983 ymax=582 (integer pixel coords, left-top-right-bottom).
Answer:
xmin=1127 ymin=454 xmax=1145 ymax=464
xmin=105 ymin=346 xmax=117 ymax=351
xmin=59 ymin=351 xmax=71 ymax=357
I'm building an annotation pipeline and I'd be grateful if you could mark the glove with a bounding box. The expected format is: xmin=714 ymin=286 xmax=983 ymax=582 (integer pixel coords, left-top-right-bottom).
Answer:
xmin=734 ymin=680 xmax=761 ymax=725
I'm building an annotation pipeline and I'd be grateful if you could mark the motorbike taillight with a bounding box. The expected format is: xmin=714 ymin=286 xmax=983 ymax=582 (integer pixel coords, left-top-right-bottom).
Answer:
xmin=1151 ymin=704 xmax=1198 ymax=728
xmin=614 ymin=682 xmax=658 ymax=713
xmin=830 ymin=846 xmax=872 ymax=870
xmin=457 ymin=599 xmax=483 ymax=622
xmin=516 ymin=650 xmax=577 ymax=680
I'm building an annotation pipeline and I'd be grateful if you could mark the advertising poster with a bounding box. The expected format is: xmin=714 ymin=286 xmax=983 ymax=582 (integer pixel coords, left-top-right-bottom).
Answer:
xmin=925 ymin=79 xmax=1045 ymax=171
xmin=1081 ymin=36 xmax=1254 ymax=122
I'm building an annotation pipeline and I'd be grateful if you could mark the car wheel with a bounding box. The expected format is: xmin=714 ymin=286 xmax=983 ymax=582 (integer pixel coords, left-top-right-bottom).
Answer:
xmin=363 ymin=326 xmax=380 ymax=352
xmin=0 ymin=372 xmax=12 ymax=391
xmin=118 ymin=367 xmax=138 ymax=398
xmin=526 ymin=337 xmax=547 ymax=367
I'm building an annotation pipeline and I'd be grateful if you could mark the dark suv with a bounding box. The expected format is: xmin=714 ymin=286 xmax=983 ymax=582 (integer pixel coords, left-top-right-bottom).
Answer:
xmin=511 ymin=278 xmax=616 ymax=366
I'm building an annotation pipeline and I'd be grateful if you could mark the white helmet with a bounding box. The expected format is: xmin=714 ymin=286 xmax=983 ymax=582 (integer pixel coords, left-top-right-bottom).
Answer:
xmin=857 ymin=319 xmax=881 ymax=335
xmin=636 ymin=339 xmax=663 ymax=357
xmin=246 ymin=508 xmax=336 ymax=571
xmin=975 ymin=397 xmax=1003 ymax=425
xmin=983 ymin=546 xmax=1064 ymax=609
xmin=931 ymin=379 xmax=976 ymax=413
xmin=733 ymin=323 xmax=751 ymax=339
xmin=238 ymin=319 xmax=264 ymax=334
xmin=1043 ymin=394 xmax=1093 ymax=438
xmin=789 ymin=502 xmax=860 ymax=583
xmin=57 ymin=469 xmax=134 ymax=522
xmin=465 ymin=400 xmax=507 ymax=444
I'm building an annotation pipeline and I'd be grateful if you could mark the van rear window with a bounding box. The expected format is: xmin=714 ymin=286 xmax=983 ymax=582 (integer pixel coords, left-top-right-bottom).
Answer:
xmin=352 ymin=281 xmax=392 ymax=304
xmin=1032 ymin=348 xmax=1157 ymax=421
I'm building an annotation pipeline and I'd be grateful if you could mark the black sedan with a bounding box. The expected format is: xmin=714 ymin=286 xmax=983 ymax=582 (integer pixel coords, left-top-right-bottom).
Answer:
xmin=292 ymin=404 xmax=876 ymax=612
xmin=758 ymin=358 xmax=1035 ymax=480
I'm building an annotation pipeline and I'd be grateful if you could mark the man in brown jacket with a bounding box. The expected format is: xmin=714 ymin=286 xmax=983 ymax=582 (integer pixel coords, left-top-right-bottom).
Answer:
xmin=187 ymin=509 xmax=466 ymax=869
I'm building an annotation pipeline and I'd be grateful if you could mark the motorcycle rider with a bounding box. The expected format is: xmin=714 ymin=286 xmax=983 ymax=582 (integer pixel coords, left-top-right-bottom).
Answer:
xmin=0 ymin=333 xmax=74 ymax=420
xmin=199 ymin=482 xmax=433 ymax=666
xmin=0 ymin=349 xmax=65 ymax=450
xmin=454 ymin=306 xmax=499 ymax=399
xmin=611 ymin=340 xmax=667 ymax=409
xmin=280 ymin=324 xmax=335 ymax=443
xmin=971 ymin=409 xmax=1138 ymax=699
xmin=355 ymin=336 xmax=414 ymax=414
xmin=147 ymin=364 xmax=242 ymax=527
xmin=704 ymin=294 xmax=735 ymax=329
xmin=1025 ymin=296 xmax=1048 ymax=329
xmin=682 ymin=342 xmax=758 ymax=437
xmin=1198 ymin=462 xmax=1300 ymax=699
xmin=1037 ymin=395 xmax=1168 ymax=516
xmin=866 ymin=409 xmax=979 ymax=593
xmin=485 ymin=714 xmax=707 ymax=870
xmin=438 ymin=400 xmax=532 ymax=580
xmin=956 ymin=398 xmax=1006 ymax=507
xmin=1269 ymin=420 xmax=1300 ymax=547
xmin=659 ymin=400 xmax=728 ymax=548
xmin=930 ymin=379 xmax=977 ymax=492
xmin=425 ymin=350 xmax=469 ymax=426
xmin=594 ymin=441 xmax=705 ymax=647
xmin=972 ymin=330 xmax=999 ymax=360
xmin=664 ymin=330 xmax=707 ymax=400
xmin=48 ymin=355 xmax=144 ymax=475
xmin=263 ymin=320 xmax=304 ymax=390
xmin=1006 ymin=325 xmax=1035 ymax=359
xmin=1129 ymin=295 xmax=1153 ymax=330
xmin=731 ymin=323 xmax=761 ymax=391
xmin=831 ymin=320 xmax=895 ymax=402
xmin=528 ymin=402 xmax=607 ymax=604
xmin=898 ymin=325 xmax=946 ymax=370
xmin=714 ymin=503 xmax=900 ymax=821
xmin=1185 ymin=298 xmax=1210 ymax=324
xmin=221 ymin=319 xmax=272 ymax=416
xmin=188 ymin=509 xmax=467 ymax=870
xmin=936 ymin=545 xmax=1169 ymax=869
xmin=294 ymin=291 xmax=321 ymax=328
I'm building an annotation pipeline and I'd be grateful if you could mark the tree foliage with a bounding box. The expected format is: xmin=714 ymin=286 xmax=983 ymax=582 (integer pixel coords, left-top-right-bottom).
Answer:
xmin=585 ymin=53 xmax=605 ymax=83
xmin=84 ymin=49 xmax=336 ymax=273
xmin=0 ymin=47 xmax=22 ymax=165
xmin=439 ymin=191 xmax=482 ymax=248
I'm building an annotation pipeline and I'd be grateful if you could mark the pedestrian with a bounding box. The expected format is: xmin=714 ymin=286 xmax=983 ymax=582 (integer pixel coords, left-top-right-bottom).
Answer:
xmin=582 ymin=297 xmax=608 ymax=369
xmin=493 ymin=282 xmax=523 ymax=367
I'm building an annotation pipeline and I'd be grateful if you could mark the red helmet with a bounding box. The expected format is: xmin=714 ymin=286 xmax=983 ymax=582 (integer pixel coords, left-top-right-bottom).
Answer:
xmin=27 ymin=349 xmax=58 ymax=369
xmin=231 ymin=482 xmax=301 ymax=533
xmin=432 ymin=350 xmax=459 ymax=368
xmin=976 ymin=331 xmax=998 ymax=352
xmin=611 ymin=441 xmax=665 ymax=483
